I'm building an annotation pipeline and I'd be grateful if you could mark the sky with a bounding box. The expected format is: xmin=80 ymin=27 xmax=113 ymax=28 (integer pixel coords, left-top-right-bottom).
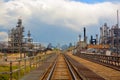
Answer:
xmin=0 ymin=0 xmax=120 ymax=46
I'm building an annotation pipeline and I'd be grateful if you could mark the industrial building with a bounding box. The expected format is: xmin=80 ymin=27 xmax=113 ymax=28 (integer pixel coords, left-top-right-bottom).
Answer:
xmin=100 ymin=23 xmax=120 ymax=53
xmin=8 ymin=18 xmax=24 ymax=53
xmin=100 ymin=10 xmax=120 ymax=49
xmin=76 ymin=10 xmax=120 ymax=55
xmin=76 ymin=27 xmax=87 ymax=53
xmin=8 ymin=18 xmax=35 ymax=52
xmin=7 ymin=18 xmax=44 ymax=58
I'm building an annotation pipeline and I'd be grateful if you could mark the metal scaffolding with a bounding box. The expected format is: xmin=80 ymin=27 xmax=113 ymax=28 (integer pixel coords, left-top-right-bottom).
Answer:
xmin=8 ymin=18 xmax=24 ymax=58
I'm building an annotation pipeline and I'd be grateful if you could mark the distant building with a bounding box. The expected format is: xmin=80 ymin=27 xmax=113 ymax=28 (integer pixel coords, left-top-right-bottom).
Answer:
xmin=100 ymin=23 xmax=120 ymax=53
xmin=8 ymin=18 xmax=24 ymax=53
xmin=75 ymin=27 xmax=87 ymax=53
xmin=100 ymin=23 xmax=109 ymax=44
xmin=76 ymin=41 xmax=87 ymax=49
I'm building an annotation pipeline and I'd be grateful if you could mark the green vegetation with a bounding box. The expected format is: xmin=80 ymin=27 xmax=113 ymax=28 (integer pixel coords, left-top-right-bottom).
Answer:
xmin=0 ymin=66 xmax=9 ymax=80
xmin=0 ymin=52 xmax=54 ymax=80
xmin=0 ymin=65 xmax=17 ymax=80
xmin=0 ymin=65 xmax=10 ymax=72
xmin=0 ymin=65 xmax=32 ymax=80
xmin=12 ymin=66 xmax=32 ymax=80
xmin=0 ymin=74 xmax=9 ymax=80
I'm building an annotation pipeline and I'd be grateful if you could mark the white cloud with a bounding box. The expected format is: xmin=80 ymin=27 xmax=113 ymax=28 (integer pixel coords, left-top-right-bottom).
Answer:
xmin=0 ymin=0 xmax=120 ymax=31
xmin=0 ymin=32 xmax=8 ymax=41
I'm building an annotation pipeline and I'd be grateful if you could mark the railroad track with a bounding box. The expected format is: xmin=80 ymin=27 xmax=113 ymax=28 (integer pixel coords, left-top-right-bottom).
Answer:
xmin=41 ymin=53 xmax=105 ymax=80
xmin=41 ymin=53 xmax=81 ymax=80
xmin=65 ymin=54 xmax=105 ymax=80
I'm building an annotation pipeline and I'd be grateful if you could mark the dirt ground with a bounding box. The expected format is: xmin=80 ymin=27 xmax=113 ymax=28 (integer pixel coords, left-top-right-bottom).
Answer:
xmin=0 ymin=51 xmax=54 ymax=64
xmin=67 ymin=51 xmax=120 ymax=80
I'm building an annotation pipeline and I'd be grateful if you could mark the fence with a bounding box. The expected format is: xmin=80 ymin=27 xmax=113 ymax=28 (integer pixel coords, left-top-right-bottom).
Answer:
xmin=75 ymin=53 xmax=120 ymax=70
xmin=0 ymin=53 xmax=53 ymax=80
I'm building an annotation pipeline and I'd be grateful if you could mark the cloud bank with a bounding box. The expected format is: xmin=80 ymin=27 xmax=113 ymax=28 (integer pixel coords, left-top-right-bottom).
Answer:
xmin=0 ymin=0 xmax=119 ymax=31
xmin=0 ymin=0 xmax=120 ymax=45
xmin=0 ymin=32 xmax=8 ymax=41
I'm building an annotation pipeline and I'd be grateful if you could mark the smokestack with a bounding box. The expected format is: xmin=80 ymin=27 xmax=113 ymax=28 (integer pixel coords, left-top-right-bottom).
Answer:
xmin=84 ymin=27 xmax=86 ymax=42
xmin=96 ymin=34 xmax=98 ymax=44
xmin=90 ymin=35 xmax=93 ymax=44
xmin=117 ymin=10 xmax=119 ymax=28
xmin=28 ymin=30 xmax=31 ymax=38
xmin=79 ymin=34 xmax=81 ymax=41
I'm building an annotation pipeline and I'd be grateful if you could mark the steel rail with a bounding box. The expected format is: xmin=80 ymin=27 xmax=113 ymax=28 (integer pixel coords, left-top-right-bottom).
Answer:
xmin=46 ymin=59 xmax=57 ymax=80
xmin=64 ymin=55 xmax=78 ymax=80
xmin=46 ymin=54 xmax=80 ymax=80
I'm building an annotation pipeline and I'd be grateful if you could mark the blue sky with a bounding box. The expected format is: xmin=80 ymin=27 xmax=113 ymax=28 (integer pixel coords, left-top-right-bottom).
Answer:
xmin=75 ymin=0 xmax=120 ymax=3
xmin=0 ymin=0 xmax=120 ymax=46
xmin=74 ymin=0 xmax=104 ymax=3
xmin=4 ymin=0 xmax=9 ymax=2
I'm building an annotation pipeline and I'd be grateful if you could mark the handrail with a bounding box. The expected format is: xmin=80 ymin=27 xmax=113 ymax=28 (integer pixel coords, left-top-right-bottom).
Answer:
xmin=75 ymin=53 xmax=120 ymax=71
xmin=0 ymin=53 xmax=55 ymax=80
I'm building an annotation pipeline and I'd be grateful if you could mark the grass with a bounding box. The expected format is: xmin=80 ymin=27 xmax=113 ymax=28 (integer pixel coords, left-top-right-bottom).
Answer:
xmin=0 ymin=74 xmax=9 ymax=80
xmin=0 ymin=58 xmax=40 ymax=80
xmin=0 ymin=65 xmax=18 ymax=71
xmin=0 ymin=65 xmax=32 ymax=80
xmin=0 ymin=65 xmax=10 ymax=80
xmin=0 ymin=52 xmax=55 ymax=80
xmin=0 ymin=65 xmax=18 ymax=80
xmin=0 ymin=65 xmax=10 ymax=72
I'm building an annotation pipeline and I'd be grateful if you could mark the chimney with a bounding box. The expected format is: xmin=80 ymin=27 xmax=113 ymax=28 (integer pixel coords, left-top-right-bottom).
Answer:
xmin=117 ymin=10 xmax=119 ymax=28
xmin=79 ymin=34 xmax=81 ymax=41
xmin=84 ymin=27 xmax=86 ymax=42
xmin=96 ymin=34 xmax=98 ymax=44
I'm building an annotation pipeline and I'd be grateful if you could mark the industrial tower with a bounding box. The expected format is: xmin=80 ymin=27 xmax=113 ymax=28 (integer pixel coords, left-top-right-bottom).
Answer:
xmin=8 ymin=18 xmax=24 ymax=58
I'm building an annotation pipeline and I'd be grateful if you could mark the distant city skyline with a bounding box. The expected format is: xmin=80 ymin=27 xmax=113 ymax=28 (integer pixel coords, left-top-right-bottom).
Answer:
xmin=0 ymin=0 xmax=120 ymax=46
